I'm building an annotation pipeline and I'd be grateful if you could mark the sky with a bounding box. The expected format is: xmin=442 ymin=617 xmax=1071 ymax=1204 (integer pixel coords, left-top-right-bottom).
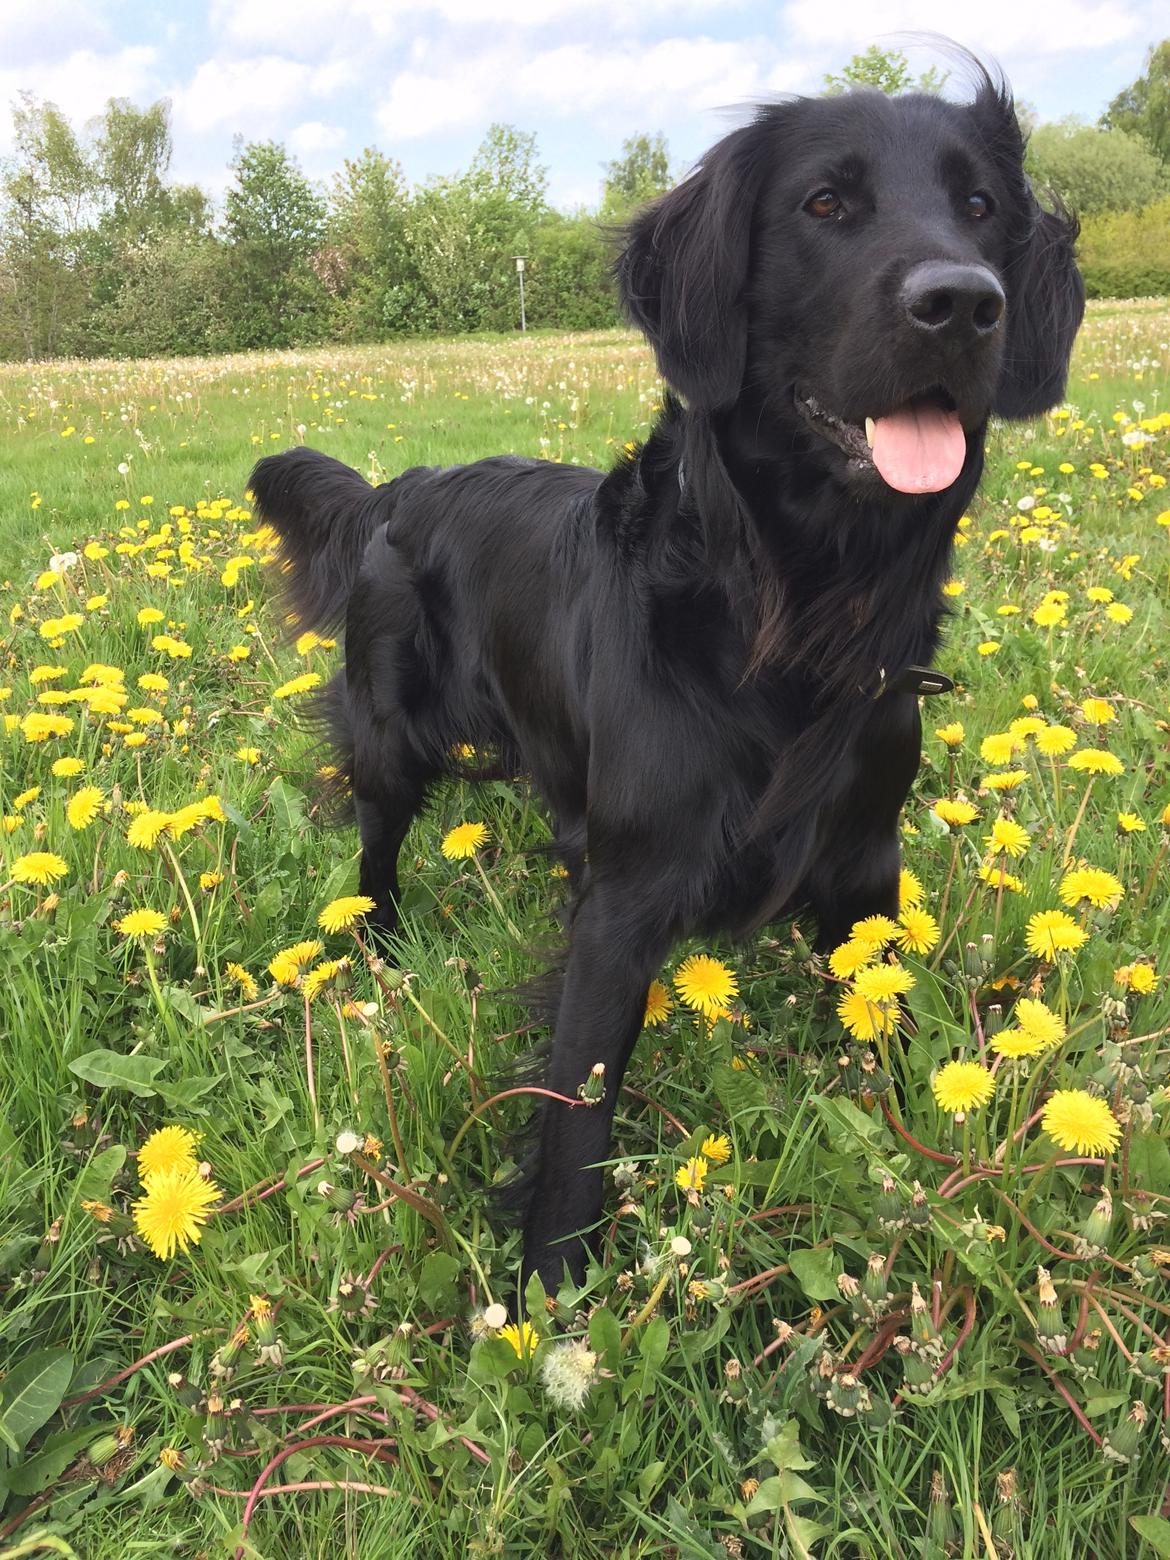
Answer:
xmin=0 ymin=0 xmax=1165 ymax=211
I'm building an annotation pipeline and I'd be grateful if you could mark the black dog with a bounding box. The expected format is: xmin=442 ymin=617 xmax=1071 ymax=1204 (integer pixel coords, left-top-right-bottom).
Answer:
xmin=252 ymin=66 xmax=1083 ymax=1295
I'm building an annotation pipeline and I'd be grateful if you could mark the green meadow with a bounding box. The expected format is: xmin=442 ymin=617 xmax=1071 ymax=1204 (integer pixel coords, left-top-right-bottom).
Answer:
xmin=0 ymin=305 xmax=1168 ymax=1558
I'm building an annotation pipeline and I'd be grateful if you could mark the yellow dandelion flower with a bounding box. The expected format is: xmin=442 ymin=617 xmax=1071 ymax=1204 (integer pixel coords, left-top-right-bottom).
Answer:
xmin=853 ymin=962 xmax=916 ymax=1002
xmin=850 ymin=914 xmax=900 ymax=947
xmin=441 ymin=821 xmax=489 ymax=859
xmin=272 ymin=671 xmax=321 ymax=699
xmin=499 ymin=1320 xmax=539 ymax=1358
xmin=225 ymin=961 xmax=259 ymax=1000
xmin=133 ymin=1166 xmax=220 ymax=1260
xmin=897 ymin=906 xmax=940 ymax=955
xmin=137 ymin=607 xmax=165 ymax=626
xmin=1067 ymin=749 xmax=1124 ymax=776
xmin=676 ymin=1156 xmax=709 ymax=1193
xmin=317 ymin=894 xmax=377 ymax=933
xmin=837 ymin=988 xmax=899 ymax=1041
xmin=1025 ymin=910 xmax=1088 ymax=961
xmin=932 ymin=1060 xmax=995 ymax=1114
xmin=13 ymin=786 xmax=41 ymax=810
xmin=1080 ymin=698 xmax=1115 ymax=725
xmin=935 ymin=722 xmax=964 ymax=747
xmin=933 ymin=798 xmax=979 ymax=827
xmin=1041 ymin=1090 xmax=1121 ymax=1156
xmin=1105 ymin=602 xmax=1133 ymax=624
xmin=126 ymin=809 xmax=172 ymax=849
xmin=138 ymin=1125 xmax=199 ymax=1182
xmin=674 ymin=954 xmax=738 ymax=1019
xmin=700 ymin=1133 xmax=731 ymax=1165
xmin=51 ymin=756 xmax=85 ymax=777
xmin=980 ymin=733 xmax=1021 ymax=766
xmin=1008 ymin=717 xmax=1046 ymax=741
xmin=11 ymin=851 xmax=67 ymax=886
xmin=1059 ymin=866 xmax=1123 ymax=910
xmin=991 ymin=1028 xmax=1047 ymax=1060
xmin=899 ymin=867 xmax=924 ymax=908
xmin=1114 ymin=963 xmax=1157 ymax=994
xmin=303 ymin=958 xmax=348 ymax=1002
xmin=979 ymin=864 xmax=1024 ymax=893
xmin=138 ymin=672 xmax=169 ymax=692
xmin=1117 ymin=812 xmax=1145 ymax=834
xmin=985 ymin=816 xmax=1030 ymax=858
xmin=116 ymin=908 xmax=168 ymax=940
xmin=269 ymin=939 xmax=323 ymax=986
xmin=66 ymin=786 xmax=104 ymax=830
xmin=643 ymin=979 xmax=673 ymax=1027
xmin=828 ymin=937 xmax=879 ymax=979
xmin=980 ymin=770 xmax=1028 ymax=792
xmin=1035 ymin=725 xmax=1076 ymax=756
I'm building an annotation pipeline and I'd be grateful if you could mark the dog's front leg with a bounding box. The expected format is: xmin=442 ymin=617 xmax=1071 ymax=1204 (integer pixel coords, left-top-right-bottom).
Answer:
xmin=520 ymin=881 xmax=674 ymax=1298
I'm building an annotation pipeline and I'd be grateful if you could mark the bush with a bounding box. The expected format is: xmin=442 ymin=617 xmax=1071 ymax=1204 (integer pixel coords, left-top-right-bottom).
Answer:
xmin=1077 ymin=198 xmax=1170 ymax=297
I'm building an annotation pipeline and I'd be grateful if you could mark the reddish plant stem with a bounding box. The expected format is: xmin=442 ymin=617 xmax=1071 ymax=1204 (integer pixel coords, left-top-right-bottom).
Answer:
xmin=235 ymin=1436 xmax=398 ymax=1557
xmin=620 ymin=1084 xmax=688 ymax=1138
xmin=212 ymin=1478 xmax=397 ymax=1499
xmin=1015 ymin=1340 xmax=1102 ymax=1445
xmin=940 ymin=1155 xmax=1105 ymax=1200
xmin=61 ymin=1333 xmax=196 ymax=1409
xmin=287 ymin=1400 xmax=390 ymax=1437
xmin=349 ymin=1152 xmax=453 ymax=1249
xmin=217 ymin=1157 xmax=327 ymax=1216
xmin=304 ymin=995 xmax=319 ymax=1134
xmin=880 ymin=1098 xmax=958 ymax=1165
xmin=365 ymin=1245 xmax=403 ymax=1286
xmin=1085 ymin=1295 xmax=1137 ymax=1362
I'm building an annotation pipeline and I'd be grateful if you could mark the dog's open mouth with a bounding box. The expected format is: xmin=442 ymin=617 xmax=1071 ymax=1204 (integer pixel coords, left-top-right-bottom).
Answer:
xmin=795 ymin=387 xmax=967 ymax=495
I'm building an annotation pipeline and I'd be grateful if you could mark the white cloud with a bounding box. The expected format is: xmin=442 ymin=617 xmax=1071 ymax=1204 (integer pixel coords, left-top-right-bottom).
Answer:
xmin=171 ymin=54 xmax=350 ymax=135
xmin=378 ymin=35 xmax=774 ymax=141
xmin=288 ymin=119 xmax=347 ymax=160
xmin=0 ymin=47 xmax=159 ymax=152
xmin=779 ymin=1 xmax=1140 ymax=56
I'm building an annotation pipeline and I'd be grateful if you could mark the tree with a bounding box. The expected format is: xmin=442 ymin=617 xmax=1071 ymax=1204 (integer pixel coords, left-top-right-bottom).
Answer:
xmin=0 ymin=94 xmax=95 ymax=356
xmin=93 ymin=98 xmax=172 ymax=241
xmin=465 ymin=124 xmax=548 ymax=216
xmin=327 ymin=148 xmax=419 ymax=339
xmin=1026 ymin=118 xmax=1167 ymax=215
xmin=1103 ymin=39 xmax=1170 ymax=165
xmin=823 ymin=46 xmax=947 ymax=97
xmin=601 ymin=133 xmax=672 ymax=219
xmin=223 ymin=140 xmax=328 ymax=347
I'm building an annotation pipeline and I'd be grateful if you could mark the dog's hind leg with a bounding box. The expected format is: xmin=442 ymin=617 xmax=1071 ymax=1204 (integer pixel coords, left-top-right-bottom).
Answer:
xmin=519 ymin=878 xmax=676 ymax=1297
xmin=355 ymin=778 xmax=432 ymax=937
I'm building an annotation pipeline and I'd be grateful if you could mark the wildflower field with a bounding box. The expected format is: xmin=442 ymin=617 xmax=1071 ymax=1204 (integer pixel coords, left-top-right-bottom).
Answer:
xmin=1 ymin=306 xmax=1169 ymax=1559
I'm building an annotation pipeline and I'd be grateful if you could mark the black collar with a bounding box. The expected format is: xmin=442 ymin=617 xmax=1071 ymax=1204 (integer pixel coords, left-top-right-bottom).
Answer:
xmin=867 ymin=665 xmax=955 ymax=700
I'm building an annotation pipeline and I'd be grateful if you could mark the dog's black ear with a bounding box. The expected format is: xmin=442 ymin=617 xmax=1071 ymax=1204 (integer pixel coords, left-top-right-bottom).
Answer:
xmin=615 ymin=122 xmax=766 ymax=412
xmin=994 ymin=198 xmax=1085 ymax=419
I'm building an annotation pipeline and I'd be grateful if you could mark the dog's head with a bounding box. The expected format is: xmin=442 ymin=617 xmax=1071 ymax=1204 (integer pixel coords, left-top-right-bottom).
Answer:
xmin=616 ymin=64 xmax=1084 ymax=498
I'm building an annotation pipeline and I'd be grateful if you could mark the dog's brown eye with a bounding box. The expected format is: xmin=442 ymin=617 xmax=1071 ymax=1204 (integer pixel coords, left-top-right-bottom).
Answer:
xmin=805 ymin=189 xmax=842 ymax=219
xmin=966 ymin=191 xmax=993 ymax=219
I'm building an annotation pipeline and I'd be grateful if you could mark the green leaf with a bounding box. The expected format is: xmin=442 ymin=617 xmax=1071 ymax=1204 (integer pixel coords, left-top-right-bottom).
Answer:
xmin=75 ymin=1144 xmax=126 ymax=1204
xmin=1132 ymin=1515 xmax=1170 ymax=1557
xmin=6 ymin=1424 xmax=94 ymax=1493
xmin=788 ymin=1247 xmax=840 ymax=1302
xmin=267 ymin=776 xmax=308 ymax=835
xmin=638 ymin=1313 xmax=669 ymax=1372
xmin=812 ymin=1095 xmax=884 ymax=1155
xmin=711 ymin=1060 xmax=772 ymax=1130
xmin=252 ymin=879 xmax=284 ymax=926
xmin=637 ymin=1460 xmax=666 ymax=1502
xmin=418 ymin=1250 xmax=461 ymax=1311
xmin=67 ymin=1050 xmax=166 ymax=1097
xmin=759 ymin=1419 xmax=817 ymax=1474
xmin=588 ymin=1306 xmax=622 ymax=1366
xmin=0 ymin=1348 xmax=74 ymax=1450
xmin=153 ymin=1073 xmax=226 ymax=1113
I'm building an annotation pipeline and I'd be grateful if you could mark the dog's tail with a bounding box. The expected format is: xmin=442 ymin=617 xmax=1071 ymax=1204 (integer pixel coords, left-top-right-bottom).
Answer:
xmin=250 ymin=447 xmax=385 ymax=633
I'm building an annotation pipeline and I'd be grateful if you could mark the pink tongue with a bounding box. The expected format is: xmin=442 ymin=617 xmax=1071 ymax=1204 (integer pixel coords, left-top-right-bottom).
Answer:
xmin=870 ymin=402 xmax=966 ymax=494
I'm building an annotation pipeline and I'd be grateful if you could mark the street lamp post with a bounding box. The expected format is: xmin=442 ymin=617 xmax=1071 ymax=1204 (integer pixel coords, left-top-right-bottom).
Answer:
xmin=514 ymin=256 xmax=526 ymax=333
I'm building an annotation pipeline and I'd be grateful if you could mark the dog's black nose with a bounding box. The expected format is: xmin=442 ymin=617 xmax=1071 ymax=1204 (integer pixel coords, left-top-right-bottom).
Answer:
xmin=900 ymin=262 xmax=1005 ymax=341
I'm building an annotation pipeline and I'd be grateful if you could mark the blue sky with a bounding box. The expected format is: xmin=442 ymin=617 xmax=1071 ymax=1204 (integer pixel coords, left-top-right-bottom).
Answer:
xmin=1 ymin=0 xmax=1164 ymax=210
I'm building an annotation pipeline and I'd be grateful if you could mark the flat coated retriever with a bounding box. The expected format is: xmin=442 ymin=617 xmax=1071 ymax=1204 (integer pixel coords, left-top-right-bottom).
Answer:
xmin=252 ymin=66 xmax=1084 ymax=1296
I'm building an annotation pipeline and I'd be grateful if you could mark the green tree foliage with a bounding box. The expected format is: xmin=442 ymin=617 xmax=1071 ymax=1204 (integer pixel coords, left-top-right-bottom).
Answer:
xmin=822 ymin=46 xmax=947 ymax=97
xmin=326 ymin=148 xmax=419 ymax=339
xmin=222 ymin=139 xmax=328 ymax=348
xmin=600 ymin=132 xmax=672 ymax=220
xmin=1026 ymin=118 xmax=1168 ymax=215
xmin=1103 ymin=39 xmax=1170 ymax=164
xmin=1077 ymin=197 xmax=1170 ymax=297
xmin=0 ymin=94 xmax=95 ymax=357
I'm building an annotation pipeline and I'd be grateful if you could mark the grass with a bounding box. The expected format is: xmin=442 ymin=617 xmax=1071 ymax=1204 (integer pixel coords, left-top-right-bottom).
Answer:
xmin=0 ymin=304 xmax=1168 ymax=1559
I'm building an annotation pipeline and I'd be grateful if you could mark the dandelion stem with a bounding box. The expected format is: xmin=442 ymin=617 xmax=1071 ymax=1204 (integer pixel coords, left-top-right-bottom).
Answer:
xmin=1061 ymin=777 xmax=1094 ymax=868
xmin=471 ymin=851 xmax=523 ymax=940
